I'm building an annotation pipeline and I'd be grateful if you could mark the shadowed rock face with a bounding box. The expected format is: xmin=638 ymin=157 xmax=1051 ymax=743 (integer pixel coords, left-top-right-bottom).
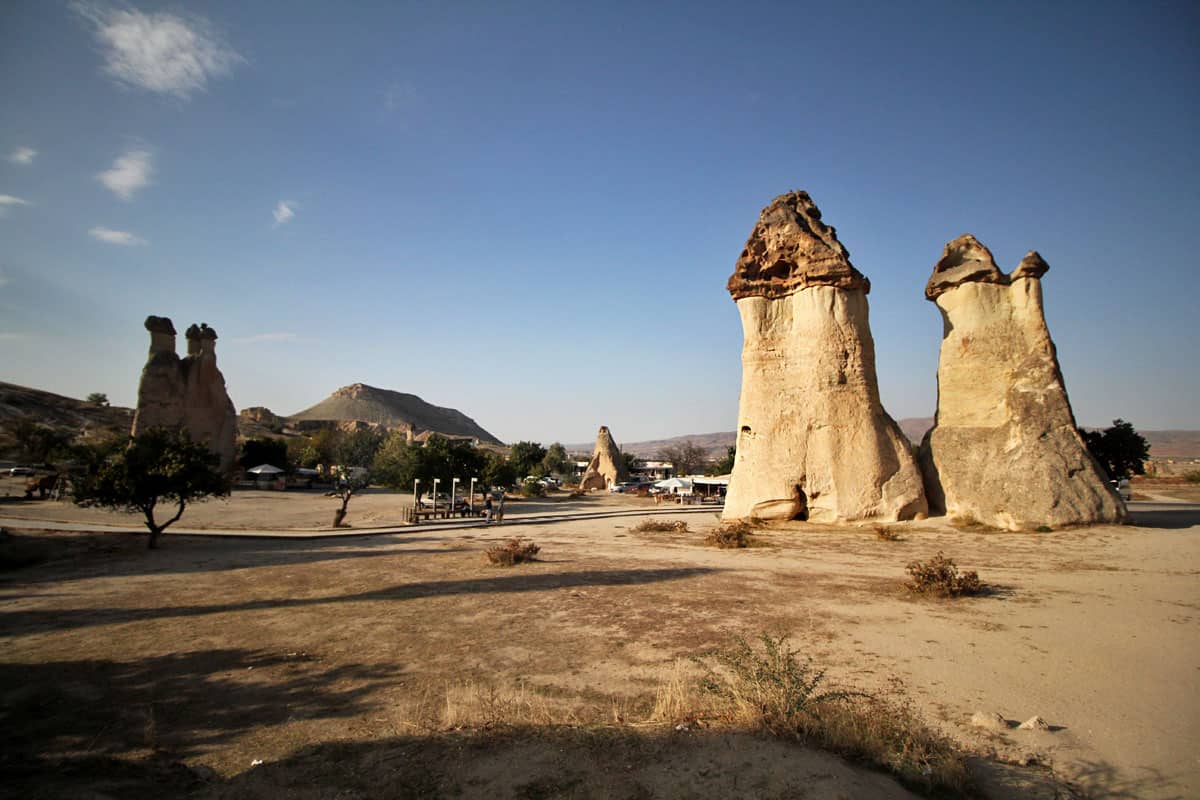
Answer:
xmin=132 ymin=316 xmax=237 ymax=472
xmin=579 ymin=426 xmax=628 ymax=492
xmin=723 ymin=192 xmax=926 ymax=523
xmin=919 ymin=235 xmax=1126 ymax=530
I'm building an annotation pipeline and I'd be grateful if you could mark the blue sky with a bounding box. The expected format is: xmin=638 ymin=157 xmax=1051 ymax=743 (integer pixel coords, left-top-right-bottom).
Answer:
xmin=1 ymin=1 xmax=1197 ymax=444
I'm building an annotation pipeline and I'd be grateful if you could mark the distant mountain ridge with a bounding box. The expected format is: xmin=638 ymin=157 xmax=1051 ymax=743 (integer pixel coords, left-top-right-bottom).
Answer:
xmin=290 ymin=383 xmax=502 ymax=445
xmin=593 ymin=419 xmax=1200 ymax=460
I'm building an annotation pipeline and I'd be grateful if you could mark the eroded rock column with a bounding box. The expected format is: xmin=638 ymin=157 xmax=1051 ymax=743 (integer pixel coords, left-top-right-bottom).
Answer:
xmin=723 ymin=191 xmax=927 ymax=522
xmin=918 ymin=235 xmax=1125 ymax=529
xmin=578 ymin=425 xmax=628 ymax=491
xmin=131 ymin=316 xmax=237 ymax=473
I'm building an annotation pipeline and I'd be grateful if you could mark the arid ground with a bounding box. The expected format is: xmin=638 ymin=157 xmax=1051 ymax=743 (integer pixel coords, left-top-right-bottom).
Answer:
xmin=1 ymin=479 xmax=1197 ymax=799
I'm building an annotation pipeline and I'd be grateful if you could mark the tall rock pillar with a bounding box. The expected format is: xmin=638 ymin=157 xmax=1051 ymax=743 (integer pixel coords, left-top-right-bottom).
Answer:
xmin=918 ymin=235 xmax=1125 ymax=529
xmin=578 ymin=426 xmax=628 ymax=491
xmin=723 ymin=191 xmax=927 ymax=522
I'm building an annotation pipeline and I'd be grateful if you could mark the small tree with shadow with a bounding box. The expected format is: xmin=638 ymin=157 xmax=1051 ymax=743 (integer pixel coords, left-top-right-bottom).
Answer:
xmin=331 ymin=466 xmax=371 ymax=527
xmin=74 ymin=427 xmax=230 ymax=549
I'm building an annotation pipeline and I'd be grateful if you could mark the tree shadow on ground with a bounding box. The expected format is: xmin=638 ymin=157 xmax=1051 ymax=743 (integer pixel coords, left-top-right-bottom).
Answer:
xmin=0 ymin=649 xmax=397 ymax=772
xmin=1128 ymin=507 xmax=1200 ymax=529
xmin=0 ymin=567 xmax=719 ymax=636
xmin=0 ymin=529 xmax=448 ymax=587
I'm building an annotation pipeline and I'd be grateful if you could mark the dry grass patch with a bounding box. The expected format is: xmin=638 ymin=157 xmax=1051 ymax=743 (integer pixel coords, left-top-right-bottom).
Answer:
xmin=705 ymin=522 xmax=760 ymax=549
xmin=874 ymin=525 xmax=902 ymax=542
xmin=632 ymin=519 xmax=689 ymax=533
xmin=904 ymin=552 xmax=985 ymax=597
xmin=485 ymin=537 xmax=540 ymax=566
xmin=692 ymin=634 xmax=970 ymax=795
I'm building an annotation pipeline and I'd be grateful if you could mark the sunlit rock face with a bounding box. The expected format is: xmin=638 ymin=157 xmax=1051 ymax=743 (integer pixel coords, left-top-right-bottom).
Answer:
xmin=578 ymin=426 xmax=628 ymax=492
xmin=132 ymin=316 xmax=237 ymax=472
xmin=723 ymin=191 xmax=927 ymax=523
xmin=918 ymin=235 xmax=1126 ymax=530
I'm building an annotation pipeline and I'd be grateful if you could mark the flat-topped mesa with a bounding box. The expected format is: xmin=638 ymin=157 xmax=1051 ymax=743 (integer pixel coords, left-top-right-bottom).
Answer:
xmin=578 ymin=425 xmax=628 ymax=492
xmin=727 ymin=191 xmax=870 ymax=300
xmin=918 ymin=236 xmax=1126 ymax=530
xmin=723 ymin=191 xmax=926 ymax=523
xmin=132 ymin=315 xmax=237 ymax=473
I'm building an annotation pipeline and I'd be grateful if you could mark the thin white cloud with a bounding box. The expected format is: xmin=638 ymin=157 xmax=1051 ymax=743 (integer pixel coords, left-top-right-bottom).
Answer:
xmin=272 ymin=200 xmax=296 ymax=226
xmin=0 ymin=332 xmax=28 ymax=342
xmin=8 ymin=147 xmax=37 ymax=165
xmin=0 ymin=195 xmax=31 ymax=217
xmin=74 ymin=2 xmax=243 ymax=98
xmin=230 ymin=332 xmax=301 ymax=344
xmin=383 ymin=81 xmax=417 ymax=112
xmin=97 ymin=149 xmax=152 ymax=200
xmin=89 ymin=226 xmax=147 ymax=246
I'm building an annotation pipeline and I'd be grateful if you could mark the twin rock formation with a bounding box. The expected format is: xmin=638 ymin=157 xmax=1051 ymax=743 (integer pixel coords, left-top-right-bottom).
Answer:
xmin=132 ymin=316 xmax=237 ymax=472
xmin=724 ymin=191 xmax=1123 ymax=530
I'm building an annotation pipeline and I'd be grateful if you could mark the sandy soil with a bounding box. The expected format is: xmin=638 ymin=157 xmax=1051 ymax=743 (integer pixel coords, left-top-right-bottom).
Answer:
xmin=1 ymin=484 xmax=1197 ymax=799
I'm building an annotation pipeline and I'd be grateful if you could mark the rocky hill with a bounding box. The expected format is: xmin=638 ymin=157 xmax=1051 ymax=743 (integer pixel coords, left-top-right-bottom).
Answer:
xmin=0 ymin=381 xmax=134 ymax=457
xmin=289 ymin=383 xmax=502 ymax=445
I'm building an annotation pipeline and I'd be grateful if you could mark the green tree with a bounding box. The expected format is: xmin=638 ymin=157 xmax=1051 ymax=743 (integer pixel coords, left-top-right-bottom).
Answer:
xmin=74 ymin=428 xmax=231 ymax=548
xmin=86 ymin=392 xmax=109 ymax=407
xmin=621 ymin=451 xmax=643 ymax=476
xmin=12 ymin=420 xmax=73 ymax=466
xmin=508 ymin=441 xmax=546 ymax=478
xmin=541 ymin=442 xmax=568 ymax=477
xmin=331 ymin=465 xmax=371 ymax=527
xmin=658 ymin=440 xmax=708 ymax=477
xmin=372 ymin=433 xmax=486 ymax=494
xmin=482 ymin=451 xmax=518 ymax=490
xmin=710 ymin=445 xmax=736 ymax=475
xmin=239 ymin=437 xmax=289 ymax=472
xmin=335 ymin=427 xmax=385 ymax=468
xmin=1081 ymin=419 xmax=1150 ymax=479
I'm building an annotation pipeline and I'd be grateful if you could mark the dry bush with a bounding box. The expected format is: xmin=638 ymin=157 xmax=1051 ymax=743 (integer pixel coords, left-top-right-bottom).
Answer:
xmin=904 ymin=552 xmax=984 ymax=597
xmin=1185 ymin=470 xmax=1200 ymax=484
xmin=696 ymin=634 xmax=969 ymax=795
xmin=485 ymin=537 xmax=540 ymax=566
xmin=705 ymin=522 xmax=756 ymax=548
xmin=632 ymin=519 xmax=688 ymax=533
xmin=873 ymin=525 xmax=902 ymax=542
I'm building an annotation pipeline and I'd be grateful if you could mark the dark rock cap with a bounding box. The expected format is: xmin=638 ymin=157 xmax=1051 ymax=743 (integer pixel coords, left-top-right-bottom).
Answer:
xmin=926 ymin=235 xmax=1050 ymax=300
xmin=728 ymin=191 xmax=870 ymax=301
xmin=186 ymin=323 xmax=218 ymax=340
xmin=144 ymin=315 xmax=176 ymax=335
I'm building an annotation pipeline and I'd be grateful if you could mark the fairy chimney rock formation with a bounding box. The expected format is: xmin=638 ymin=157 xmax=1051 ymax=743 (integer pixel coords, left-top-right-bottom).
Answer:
xmin=132 ymin=316 xmax=237 ymax=472
xmin=723 ymin=191 xmax=927 ymax=523
xmin=578 ymin=426 xmax=628 ymax=491
xmin=918 ymin=235 xmax=1125 ymax=529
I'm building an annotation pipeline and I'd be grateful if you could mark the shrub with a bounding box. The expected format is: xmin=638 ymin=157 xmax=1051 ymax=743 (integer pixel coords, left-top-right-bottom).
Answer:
xmin=632 ymin=519 xmax=688 ymax=533
xmin=519 ymin=479 xmax=545 ymax=498
xmin=698 ymin=634 xmax=969 ymax=794
xmin=873 ymin=525 xmax=901 ymax=541
xmin=1035 ymin=525 xmax=1053 ymax=533
xmin=1185 ymin=470 xmax=1200 ymax=484
xmin=705 ymin=522 xmax=756 ymax=548
xmin=485 ymin=537 xmax=540 ymax=566
xmin=904 ymin=552 xmax=984 ymax=597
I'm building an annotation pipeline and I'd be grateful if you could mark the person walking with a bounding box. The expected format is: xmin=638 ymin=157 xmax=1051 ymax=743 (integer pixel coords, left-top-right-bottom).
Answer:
xmin=484 ymin=494 xmax=494 ymax=525
xmin=495 ymin=491 xmax=506 ymax=524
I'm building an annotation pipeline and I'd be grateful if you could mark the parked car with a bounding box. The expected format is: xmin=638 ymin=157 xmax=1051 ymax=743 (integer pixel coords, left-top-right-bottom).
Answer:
xmin=8 ymin=467 xmax=36 ymax=476
xmin=1112 ymin=478 xmax=1131 ymax=501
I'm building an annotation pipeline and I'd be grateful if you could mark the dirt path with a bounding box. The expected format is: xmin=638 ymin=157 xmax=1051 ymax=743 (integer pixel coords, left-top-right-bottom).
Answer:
xmin=1 ymin=494 xmax=1196 ymax=798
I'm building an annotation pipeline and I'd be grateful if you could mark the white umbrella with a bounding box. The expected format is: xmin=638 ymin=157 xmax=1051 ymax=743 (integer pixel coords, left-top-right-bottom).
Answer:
xmin=247 ymin=464 xmax=284 ymax=475
xmin=654 ymin=477 xmax=693 ymax=491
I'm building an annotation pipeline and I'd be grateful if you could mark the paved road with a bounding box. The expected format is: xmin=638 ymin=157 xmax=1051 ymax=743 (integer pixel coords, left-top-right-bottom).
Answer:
xmin=0 ymin=504 xmax=723 ymax=539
